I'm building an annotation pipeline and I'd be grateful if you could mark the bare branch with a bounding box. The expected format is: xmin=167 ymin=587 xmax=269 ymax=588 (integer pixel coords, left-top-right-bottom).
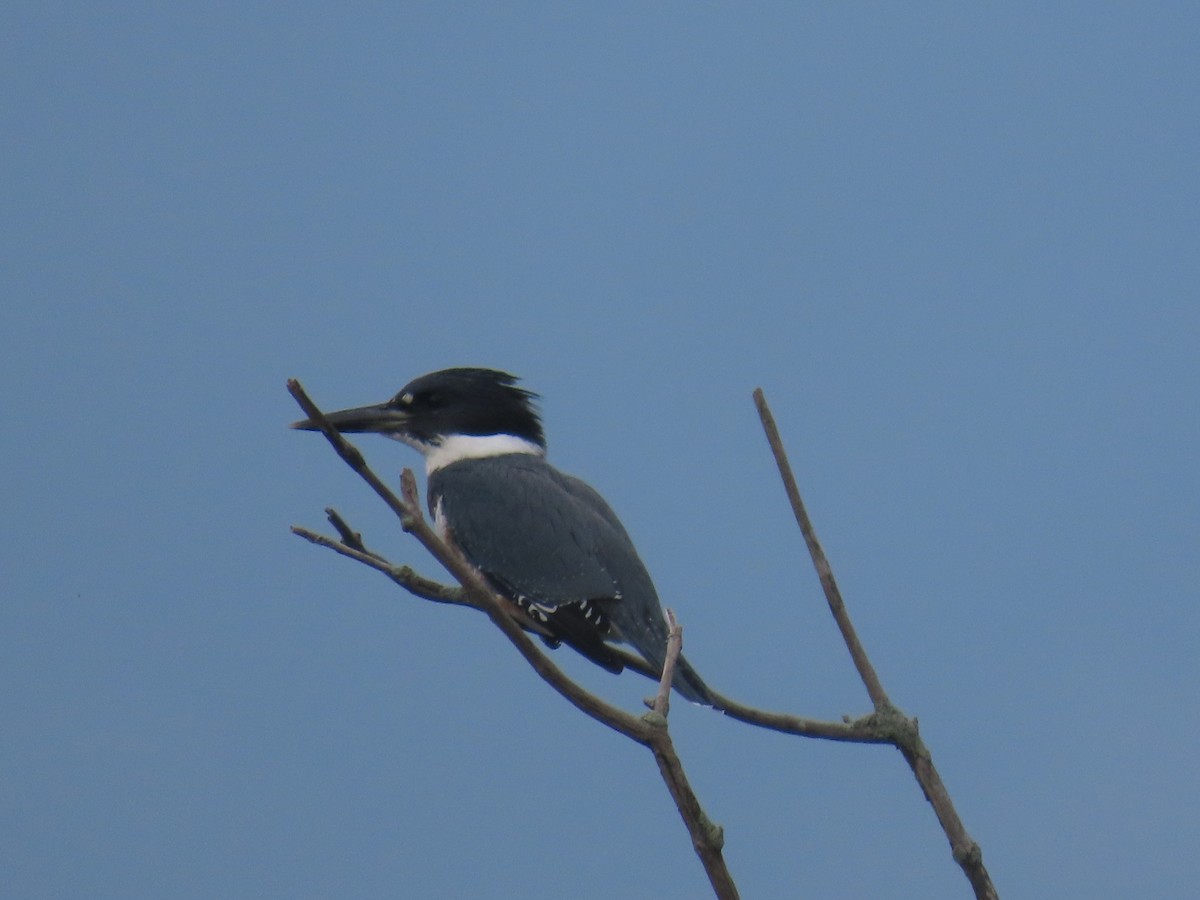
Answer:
xmin=752 ymin=388 xmax=891 ymax=711
xmin=711 ymin=693 xmax=895 ymax=743
xmin=651 ymin=609 xmax=682 ymax=718
xmin=287 ymin=380 xmax=419 ymax=530
xmin=292 ymin=525 xmax=475 ymax=609
xmin=753 ymin=387 xmax=997 ymax=900
xmin=642 ymin=612 xmax=738 ymax=899
xmin=325 ymin=507 xmax=370 ymax=555
xmin=296 ymin=522 xmax=894 ymax=743
xmin=645 ymin=723 xmax=737 ymax=899
xmin=297 ymin=519 xmax=902 ymax=744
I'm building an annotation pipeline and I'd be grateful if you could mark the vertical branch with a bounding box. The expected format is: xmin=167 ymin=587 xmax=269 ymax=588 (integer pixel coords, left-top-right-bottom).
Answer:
xmin=651 ymin=609 xmax=682 ymax=718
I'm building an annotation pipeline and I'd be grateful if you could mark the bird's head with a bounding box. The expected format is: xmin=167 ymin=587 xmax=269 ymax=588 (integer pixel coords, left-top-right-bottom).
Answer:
xmin=291 ymin=367 xmax=546 ymax=469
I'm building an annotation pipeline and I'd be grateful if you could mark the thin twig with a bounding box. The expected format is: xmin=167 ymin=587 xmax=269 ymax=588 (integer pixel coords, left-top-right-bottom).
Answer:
xmin=753 ymin=387 xmax=997 ymax=900
xmin=711 ymin=693 xmax=896 ymax=743
xmin=292 ymin=525 xmax=475 ymax=609
xmin=753 ymin=388 xmax=892 ymax=712
xmin=652 ymin=609 xmax=682 ymax=717
xmin=292 ymin=524 xmax=563 ymax=638
xmin=325 ymin=508 xmax=370 ymax=555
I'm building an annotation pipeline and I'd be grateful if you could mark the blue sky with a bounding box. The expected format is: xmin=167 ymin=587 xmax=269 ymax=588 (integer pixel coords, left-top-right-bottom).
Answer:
xmin=3 ymin=4 xmax=1197 ymax=898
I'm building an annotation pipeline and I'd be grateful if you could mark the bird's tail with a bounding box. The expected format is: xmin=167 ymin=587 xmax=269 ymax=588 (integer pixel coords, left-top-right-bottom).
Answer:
xmin=670 ymin=653 xmax=716 ymax=707
xmin=606 ymin=593 xmax=716 ymax=706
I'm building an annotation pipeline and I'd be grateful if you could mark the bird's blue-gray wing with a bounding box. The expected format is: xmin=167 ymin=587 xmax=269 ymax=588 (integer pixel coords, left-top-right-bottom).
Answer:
xmin=429 ymin=455 xmax=629 ymax=606
xmin=429 ymin=454 xmax=714 ymax=705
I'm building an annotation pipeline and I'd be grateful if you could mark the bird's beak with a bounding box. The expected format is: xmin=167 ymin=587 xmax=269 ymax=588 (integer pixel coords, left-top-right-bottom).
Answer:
xmin=290 ymin=402 xmax=411 ymax=435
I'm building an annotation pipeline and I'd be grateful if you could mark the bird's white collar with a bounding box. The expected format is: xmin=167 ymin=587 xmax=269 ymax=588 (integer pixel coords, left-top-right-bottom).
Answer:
xmin=420 ymin=433 xmax=545 ymax=474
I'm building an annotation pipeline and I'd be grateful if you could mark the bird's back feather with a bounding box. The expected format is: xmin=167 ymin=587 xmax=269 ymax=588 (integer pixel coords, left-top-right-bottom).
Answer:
xmin=429 ymin=454 xmax=713 ymax=704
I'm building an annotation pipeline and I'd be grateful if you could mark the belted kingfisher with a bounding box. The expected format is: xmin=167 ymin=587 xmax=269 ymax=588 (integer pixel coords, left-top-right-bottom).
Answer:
xmin=293 ymin=367 xmax=714 ymax=705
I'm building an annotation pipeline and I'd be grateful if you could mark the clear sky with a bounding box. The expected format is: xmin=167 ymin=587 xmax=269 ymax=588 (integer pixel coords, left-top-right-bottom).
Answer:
xmin=3 ymin=4 xmax=1197 ymax=898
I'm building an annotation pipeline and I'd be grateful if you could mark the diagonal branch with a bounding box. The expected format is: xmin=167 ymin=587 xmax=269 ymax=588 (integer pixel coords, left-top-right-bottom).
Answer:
xmin=753 ymin=389 xmax=892 ymax=712
xmin=753 ymin=387 xmax=998 ymax=900
xmin=641 ymin=611 xmax=737 ymax=898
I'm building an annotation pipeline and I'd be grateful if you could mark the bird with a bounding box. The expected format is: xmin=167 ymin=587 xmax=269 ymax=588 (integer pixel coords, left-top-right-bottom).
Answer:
xmin=292 ymin=367 xmax=714 ymax=705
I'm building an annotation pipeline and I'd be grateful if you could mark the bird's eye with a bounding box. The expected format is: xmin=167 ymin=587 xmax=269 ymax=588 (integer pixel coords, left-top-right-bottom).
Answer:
xmin=394 ymin=391 xmax=415 ymax=407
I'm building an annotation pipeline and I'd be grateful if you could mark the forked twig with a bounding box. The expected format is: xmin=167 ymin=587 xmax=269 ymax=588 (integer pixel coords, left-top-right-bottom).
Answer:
xmin=753 ymin=388 xmax=997 ymax=900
